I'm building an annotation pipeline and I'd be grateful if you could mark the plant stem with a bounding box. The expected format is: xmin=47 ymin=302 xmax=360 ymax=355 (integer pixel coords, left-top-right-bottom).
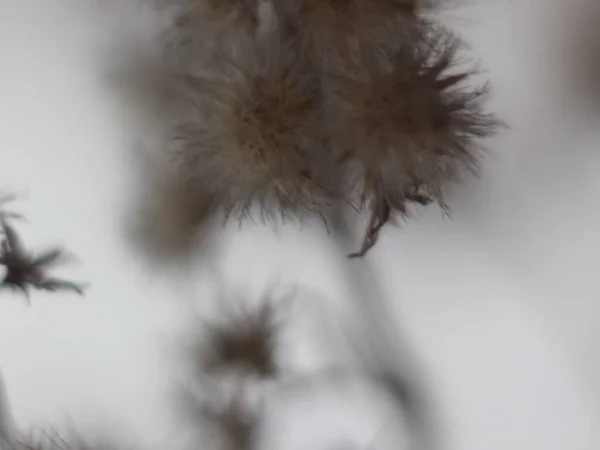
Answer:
xmin=329 ymin=221 xmax=439 ymax=450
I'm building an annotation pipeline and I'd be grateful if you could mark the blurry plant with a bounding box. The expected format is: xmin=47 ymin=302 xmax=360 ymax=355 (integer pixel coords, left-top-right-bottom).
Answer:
xmin=192 ymin=386 xmax=261 ymax=450
xmin=0 ymin=193 xmax=87 ymax=302
xmin=196 ymin=299 xmax=281 ymax=378
xmin=136 ymin=0 xmax=500 ymax=258
xmin=169 ymin=35 xmax=347 ymax=225
xmin=0 ymin=1 xmax=502 ymax=450
xmin=326 ymin=29 xmax=498 ymax=256
xmin=111 ymin=0 xmax=499 ymax=448
xmin=177 ymin=287 xmax=436 ymax=450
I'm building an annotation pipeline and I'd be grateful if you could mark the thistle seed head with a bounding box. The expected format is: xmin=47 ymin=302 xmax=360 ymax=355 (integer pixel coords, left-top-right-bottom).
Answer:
xmin=171 ymin=36 xmax=347 ymax=224
xmin=326 ymin=30 xmax=500 ymax=255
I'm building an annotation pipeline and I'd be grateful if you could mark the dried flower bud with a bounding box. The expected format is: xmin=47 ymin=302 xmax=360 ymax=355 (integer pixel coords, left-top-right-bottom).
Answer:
xmin=326 ymin=30 xmax=500 ymax=256
xmin=197 ymin=300 xmax=280 ymax=378
xmin=170 ymin=36 xmax=347 ymax=224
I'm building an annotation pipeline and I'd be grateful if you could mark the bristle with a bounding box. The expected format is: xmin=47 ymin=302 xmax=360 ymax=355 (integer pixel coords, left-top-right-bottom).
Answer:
xmin=170 ymin=36 xmax=347 ymax=224
xmin=198 ymin=301 xmax=280 ymax=378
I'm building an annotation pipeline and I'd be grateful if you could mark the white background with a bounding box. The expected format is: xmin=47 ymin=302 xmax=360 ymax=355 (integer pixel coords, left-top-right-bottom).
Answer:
xmin=0 ymin=1 xmax=599 ymax=449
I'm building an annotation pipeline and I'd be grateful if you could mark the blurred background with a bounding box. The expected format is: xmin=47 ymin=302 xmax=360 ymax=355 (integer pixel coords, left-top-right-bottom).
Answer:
xmin=0 ymin=0 xmax=599 ymax=449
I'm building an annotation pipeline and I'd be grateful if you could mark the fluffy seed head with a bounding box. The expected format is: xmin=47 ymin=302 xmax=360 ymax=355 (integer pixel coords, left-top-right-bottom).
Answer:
xmin=327 ymin=31 xmax=499 ymax=220
xmin=171 ymin=37 xmax=347 ymax=223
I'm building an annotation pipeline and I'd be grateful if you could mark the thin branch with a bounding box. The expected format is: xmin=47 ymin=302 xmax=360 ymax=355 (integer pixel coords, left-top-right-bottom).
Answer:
xmin=330 ymin=219 xmax=440 ymax=450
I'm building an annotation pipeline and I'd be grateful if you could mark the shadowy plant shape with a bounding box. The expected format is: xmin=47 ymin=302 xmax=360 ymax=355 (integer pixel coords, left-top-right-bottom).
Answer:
xmin=197 ymin=297 xmax=282 ymax=378
xmin=193 ymin=386 xmax=260 ymax=450
xmin=0 ymin=218 xmax=87 ymax=302
xmin=326 ymin=29 xmax=500 ymax=256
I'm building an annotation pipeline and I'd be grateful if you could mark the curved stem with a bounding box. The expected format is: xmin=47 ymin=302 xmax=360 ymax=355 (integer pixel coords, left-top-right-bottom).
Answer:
xmin=329 ymin=221 xmax=440 ymax=450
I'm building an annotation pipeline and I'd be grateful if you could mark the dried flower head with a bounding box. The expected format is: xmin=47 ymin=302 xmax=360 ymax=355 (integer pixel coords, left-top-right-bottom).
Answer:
xmin=0 ymin=218 xmax=87 ymax=301
xmin=198 ymin=300 xmax=281 ymax=378
xmin=171 ymin=36 xmax=347 ymax=224
xmin=326 ymin=30 xmax=499 ymax=256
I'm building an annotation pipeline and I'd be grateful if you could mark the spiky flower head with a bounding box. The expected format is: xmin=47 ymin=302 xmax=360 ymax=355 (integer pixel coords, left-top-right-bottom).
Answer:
xmin=326 ymin=30 xmax=500 ymax=255
xmin=170 ymin=36 xmax=347 ymax=224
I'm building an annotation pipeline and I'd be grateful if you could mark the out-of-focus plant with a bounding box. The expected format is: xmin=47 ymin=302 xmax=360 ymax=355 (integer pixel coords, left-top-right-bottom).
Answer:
xmin=0 ymin=193 xmax=87 ymax=302
xmin=135 ymin=0 xmax=500 ymax=258
xmin=0 ymin=1 xmax=503 ymax=450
